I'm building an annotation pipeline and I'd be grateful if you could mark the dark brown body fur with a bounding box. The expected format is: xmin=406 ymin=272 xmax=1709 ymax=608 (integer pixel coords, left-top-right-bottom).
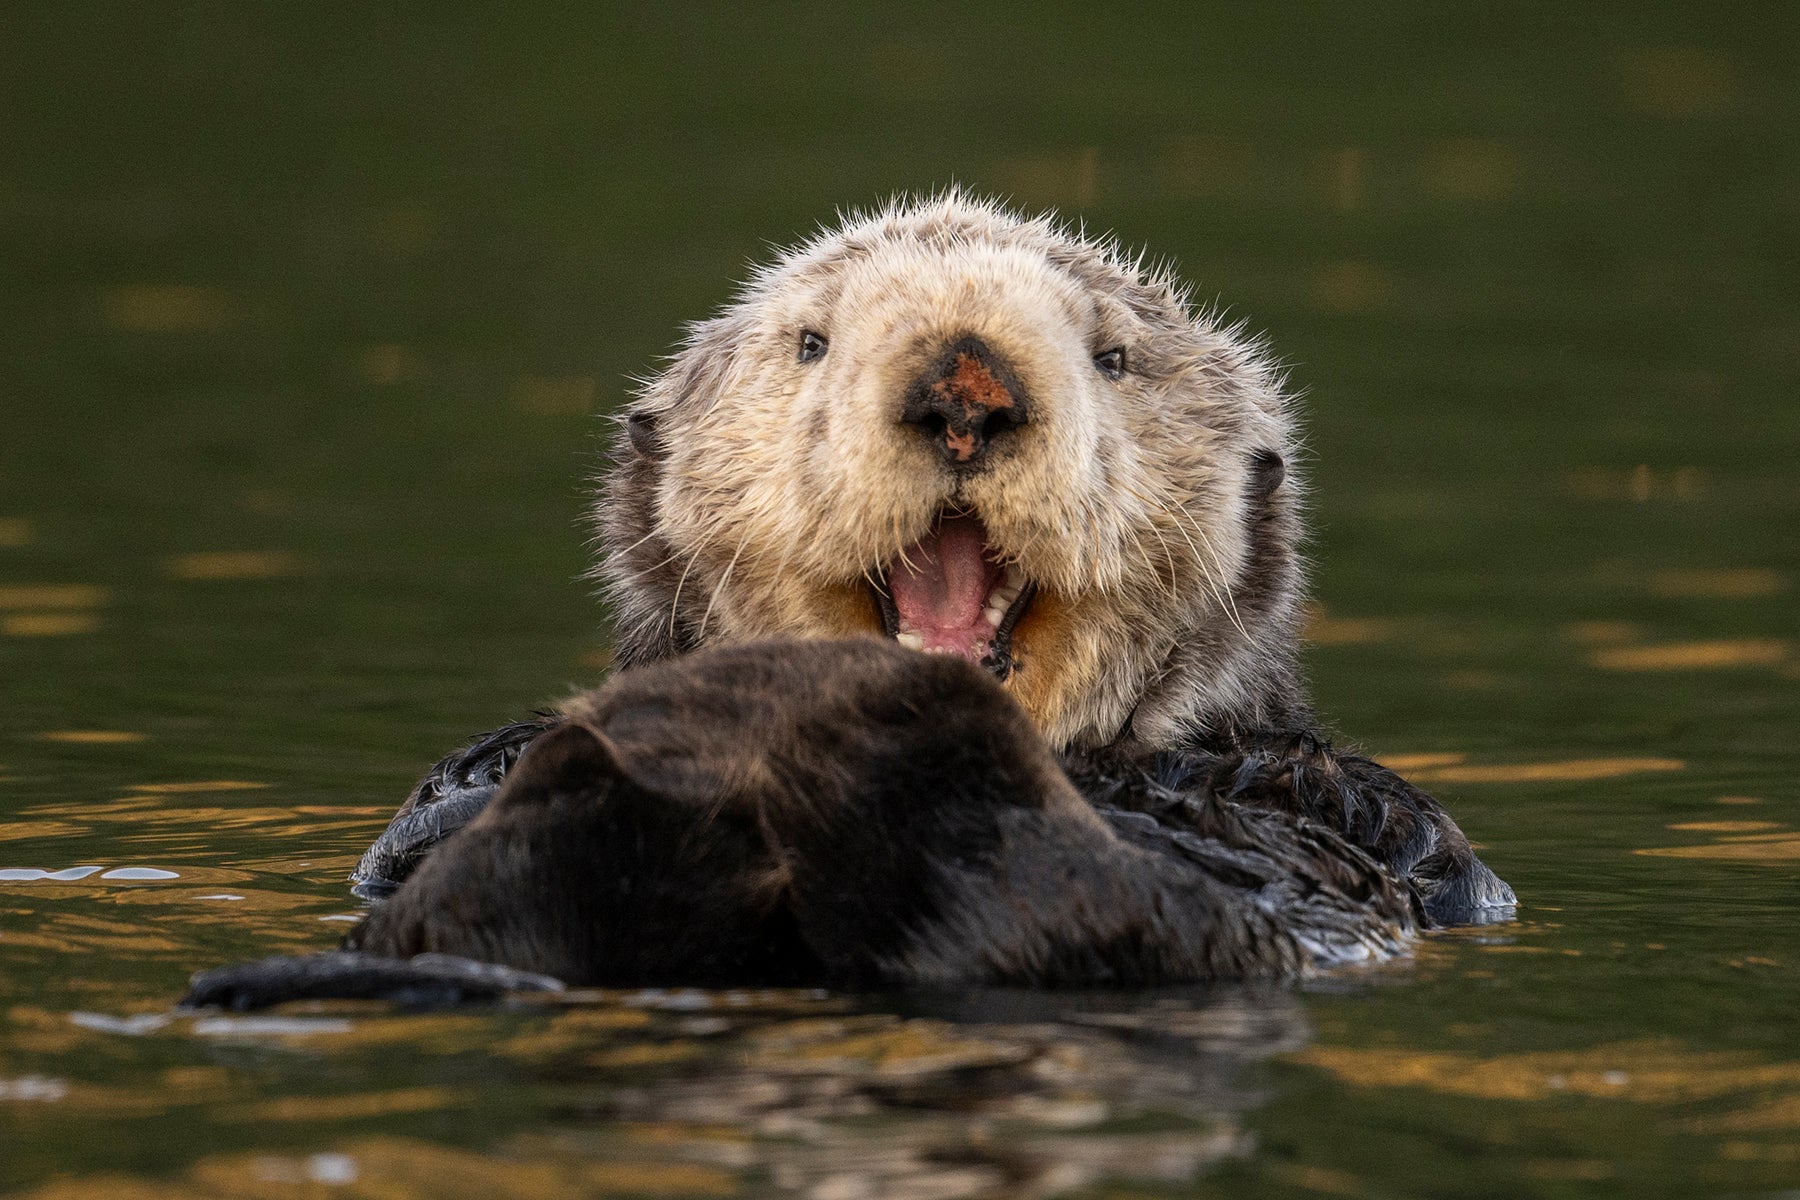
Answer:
xmin=187 ymin=641 xmax=1432 ymax=1007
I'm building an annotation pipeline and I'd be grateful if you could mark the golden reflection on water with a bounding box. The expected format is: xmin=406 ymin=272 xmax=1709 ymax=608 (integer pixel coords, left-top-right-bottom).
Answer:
xmin=1638 ymin=814 xmax=1799 ymax=863
xmin=1591 ymin=639 xmax=1792 ymax=672
xmin=32 ymin=731 xmax=147 ymax=745
xmin=1402 ymin=757 xmax=1684 ymax=785
xmin=0 ymin=586 xmax=109 ymax=609
xmin=2 ymin=614 xmax=100 ymax=637
xmin=1291 ymin=1038 xmax=1800 ymax=1108
xmin=162 ymin=551 xmax=302 ymax=581
xmin=0 ymin=517 xmax=33 ymax=547
xmin=272 ymin=1014 xmax=502 ymax=1055
xmin=1685 ymin=1096 xmax=1800 ymax=1135
xmin=0 ymin=820 xmax=90 ymax=842
xmin=1302 ymin=605 xmax=1398 ymax=647
xmin=1637 ymin=839 xmax=1800 ymax=863
xmin=1261 ymin=1161 xmax=1372 ymax=1196
xmin=510 ymin=1002 xmax=1262 ymax=1196
xmin=223 ymin=1087 xmax=461 ymax=1124
xmin=743 ymin=1017 xmax=1034 ymax=1079
xmin=1377 ymin=752 xmax=1466 ymax=772
xmin=3 ymin=992 xmax=1296 ymax=1200
xmin=0 ymin=581 xmax=100 ymax=637
xmin=9 ymin=789 xmax=381 ymax=844
xmin=0 ymin=779 xmax=375 ymax=970
xmin=1668 ymin=821 xmax=1781 ymax=833
xmin=11 ymin=1006 xmax=182 ymax=1057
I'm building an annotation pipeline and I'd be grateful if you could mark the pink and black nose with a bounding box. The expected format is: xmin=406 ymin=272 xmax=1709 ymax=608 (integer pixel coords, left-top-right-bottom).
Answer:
xmin=900 ymin=337 xmax=1030 ymax=468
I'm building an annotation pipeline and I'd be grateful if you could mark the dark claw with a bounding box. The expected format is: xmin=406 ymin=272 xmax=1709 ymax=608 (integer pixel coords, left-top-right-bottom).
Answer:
xmin=352 ymin=785 xmax=500 ymax=891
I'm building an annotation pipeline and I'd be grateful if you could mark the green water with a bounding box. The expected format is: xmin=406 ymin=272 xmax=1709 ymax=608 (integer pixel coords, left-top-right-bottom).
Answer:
xmin=3 ymin=5 xmax=1797 ymax=1197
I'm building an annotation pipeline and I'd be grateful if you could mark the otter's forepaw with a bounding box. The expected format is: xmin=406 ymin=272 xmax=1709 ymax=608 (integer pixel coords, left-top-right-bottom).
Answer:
xmin=351 ymin=715 xmax=561 ymax=891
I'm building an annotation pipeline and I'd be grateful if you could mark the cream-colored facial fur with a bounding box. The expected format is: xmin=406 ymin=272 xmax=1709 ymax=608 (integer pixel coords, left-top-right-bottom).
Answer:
xmin=596 ymin=192 xmax=1310 ymax=753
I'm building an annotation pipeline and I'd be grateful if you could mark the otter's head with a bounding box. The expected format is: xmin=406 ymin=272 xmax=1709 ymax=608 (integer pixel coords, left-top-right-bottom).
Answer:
xmin=595 ymin=193 xmax=1307 ymax=753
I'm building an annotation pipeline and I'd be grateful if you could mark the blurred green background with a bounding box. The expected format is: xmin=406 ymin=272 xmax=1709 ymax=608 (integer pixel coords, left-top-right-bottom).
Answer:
xmin=1 ymin=4 xmax=1797 ymax=1197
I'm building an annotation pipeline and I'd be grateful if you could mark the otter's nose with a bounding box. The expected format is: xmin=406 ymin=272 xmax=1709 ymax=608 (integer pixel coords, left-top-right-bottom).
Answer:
xmin=900 ymin=337 xmax=1029 ymax=467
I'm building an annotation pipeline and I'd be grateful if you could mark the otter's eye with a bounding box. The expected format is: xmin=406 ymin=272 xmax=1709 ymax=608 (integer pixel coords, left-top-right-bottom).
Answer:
xmin=1094 ymin=347 xmax=1126 ymax=380
xmin=798 ymin=330 xmax=828 ymax=364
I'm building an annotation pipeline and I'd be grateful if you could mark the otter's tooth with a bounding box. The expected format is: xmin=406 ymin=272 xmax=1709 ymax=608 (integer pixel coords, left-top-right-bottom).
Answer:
xmin=989 ymin=585 xmax=1020 ymax=609
xmin=1003 ymin=564 xmax=1026 ymax=591
xmin=895 ymin=632 xmax=924 ymax=651
xmin=983 ymin=604 xmax=1006 ymax=628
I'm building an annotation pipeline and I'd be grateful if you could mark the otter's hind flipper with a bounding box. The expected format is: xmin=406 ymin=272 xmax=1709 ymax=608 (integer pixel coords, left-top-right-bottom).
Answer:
xmin=352 ymin=715 xmax=560 ymax=893
xmin=181 ymin=951 xmax=564 ymax=1011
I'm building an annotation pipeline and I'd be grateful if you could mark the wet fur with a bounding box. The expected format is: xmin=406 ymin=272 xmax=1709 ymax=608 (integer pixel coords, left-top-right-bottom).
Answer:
xmin=187 ymin=195 xmax=1514 ymax=1009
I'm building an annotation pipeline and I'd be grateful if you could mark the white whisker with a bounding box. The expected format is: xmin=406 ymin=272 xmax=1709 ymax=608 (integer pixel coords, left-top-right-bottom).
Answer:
xmin=698 ymin=529 xmax=752 ymax=641
xmin=1170 ymin=499 xmax=1251 ymax=642
xmin=666 ymin=525 xmax=726 ymax=641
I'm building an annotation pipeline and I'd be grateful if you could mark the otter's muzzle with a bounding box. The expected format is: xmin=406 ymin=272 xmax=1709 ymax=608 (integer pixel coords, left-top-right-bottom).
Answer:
xmin=899 ymin=336 xmax=1029 ymax=468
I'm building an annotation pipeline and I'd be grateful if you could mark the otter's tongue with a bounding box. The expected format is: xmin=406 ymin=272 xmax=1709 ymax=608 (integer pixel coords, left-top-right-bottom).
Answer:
xmin=888 ymin=514 xmax=1004 ymax=659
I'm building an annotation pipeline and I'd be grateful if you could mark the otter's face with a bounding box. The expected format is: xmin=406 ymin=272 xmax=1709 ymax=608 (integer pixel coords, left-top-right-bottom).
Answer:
xmin=598 ymin=196 xmax=1305 ymax=753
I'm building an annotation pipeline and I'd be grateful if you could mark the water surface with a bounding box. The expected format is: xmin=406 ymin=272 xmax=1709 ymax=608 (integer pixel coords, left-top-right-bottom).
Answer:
xmin=3 ymin=5 xmax=1797 ymax=1196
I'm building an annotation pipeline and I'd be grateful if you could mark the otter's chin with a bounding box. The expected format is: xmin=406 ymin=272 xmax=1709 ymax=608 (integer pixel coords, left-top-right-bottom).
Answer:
xmin=872 ymin=512 xmax=1036 ymax=680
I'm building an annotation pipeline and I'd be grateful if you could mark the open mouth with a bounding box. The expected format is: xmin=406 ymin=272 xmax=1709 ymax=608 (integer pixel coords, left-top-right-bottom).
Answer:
xmin=871 ymin=512 xmax=1036 ymax=679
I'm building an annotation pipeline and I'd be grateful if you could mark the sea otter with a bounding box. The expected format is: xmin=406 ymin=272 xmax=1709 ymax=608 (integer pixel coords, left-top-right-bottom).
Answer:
xmin=186 ymin=194 xmax=1513 ymax=1009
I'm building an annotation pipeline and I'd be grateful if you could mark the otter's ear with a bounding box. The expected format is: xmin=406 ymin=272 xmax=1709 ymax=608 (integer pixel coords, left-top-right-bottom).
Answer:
xmin=1249 ymin=449 xmax=1285 ymax=499
xmin=641 ymin=311 xmax=755 ymax=414
xmin=624 ymin=411 xmax=664 ymax=461
xmin=490 ymin=721 xmax=631 ymax=811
